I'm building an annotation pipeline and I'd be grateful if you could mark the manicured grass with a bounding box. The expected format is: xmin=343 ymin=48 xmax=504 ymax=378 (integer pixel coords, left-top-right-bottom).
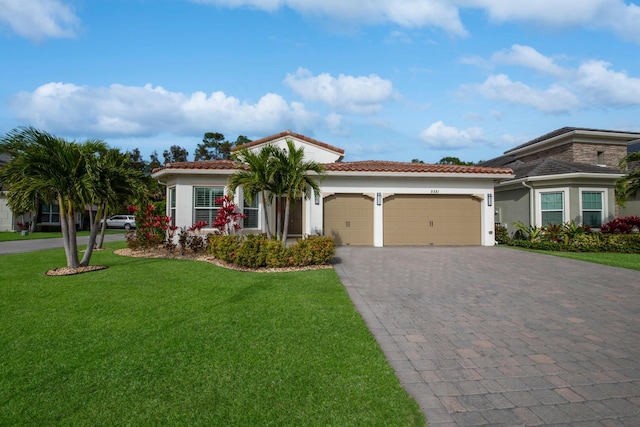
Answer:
xmin=530 ymin=250 xmax=640 ymax=271
xmin=0 ymin=242 xmax=424 ymax=426
xmin=0 ymin=230 xmax=124 ymax=242
xmin=510 ymin=246 xmax=640 ymax=271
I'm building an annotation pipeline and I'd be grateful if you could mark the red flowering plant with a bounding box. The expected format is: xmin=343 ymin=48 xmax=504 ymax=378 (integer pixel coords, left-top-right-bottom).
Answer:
xmin=126 ymin=203 xmax=174 ymax=250
xmin=212 ymin=195 xmax=246 ymax=236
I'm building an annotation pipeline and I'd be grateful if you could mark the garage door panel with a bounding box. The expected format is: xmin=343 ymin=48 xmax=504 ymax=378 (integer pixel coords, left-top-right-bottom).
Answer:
xmin=324 ymin=194 xmax=373 ymax=246
xmin=384 ymin=195 xmax=481 ymax=246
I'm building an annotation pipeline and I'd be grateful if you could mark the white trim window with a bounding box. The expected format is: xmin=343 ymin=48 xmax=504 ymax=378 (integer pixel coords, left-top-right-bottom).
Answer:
xmin=39 ymin=203 xmax=60 ymax=224
xmin=535 ymin=189 xmax=567 ymax=226
xmin=169 ymin=187 xmax=176 ymax=226
xmin=243 ymin=196 xmax=259 ymax=229
xmin=193 ymin=187 xmax=224 ymax=225
xmin=580 ymin=189 xmax=606 ymax=228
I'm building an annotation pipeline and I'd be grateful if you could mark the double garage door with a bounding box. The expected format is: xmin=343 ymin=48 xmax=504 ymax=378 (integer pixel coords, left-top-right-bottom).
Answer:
xmin=324 ymin=193 xmax=481 ymax=246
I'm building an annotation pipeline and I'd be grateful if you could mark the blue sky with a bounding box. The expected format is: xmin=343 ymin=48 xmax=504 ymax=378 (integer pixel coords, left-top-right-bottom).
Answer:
xmin=1 ymin=0 xmax=639 ymax=163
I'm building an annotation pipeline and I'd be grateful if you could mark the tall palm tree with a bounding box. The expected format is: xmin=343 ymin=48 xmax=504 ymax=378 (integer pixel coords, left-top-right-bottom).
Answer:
xmin=85 ymin=148 xmax=147 ymax=256
xmin=228 ymin=145 xmax=278 ymax=239
xmin=0 ymin=127 xmax=92 ymax=268
xmin=271 ymin=139 xmax=326 ymax=243
xmin=616 ymin=151 xmax=640 ymax=207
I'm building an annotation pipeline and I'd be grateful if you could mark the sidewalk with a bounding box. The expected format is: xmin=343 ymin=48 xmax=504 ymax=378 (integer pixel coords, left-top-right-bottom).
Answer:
xmin=0 ymin=233 xmax=126 ymax=255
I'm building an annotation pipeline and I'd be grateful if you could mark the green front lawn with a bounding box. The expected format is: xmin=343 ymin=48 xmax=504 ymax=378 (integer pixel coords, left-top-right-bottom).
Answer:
xmin=525 ymin=250 xmax=640 ymax=271
xmin=0 ymin=230 xmax=125 ymax=242
xmin=0 ymin=242 xmax=424 ymax=426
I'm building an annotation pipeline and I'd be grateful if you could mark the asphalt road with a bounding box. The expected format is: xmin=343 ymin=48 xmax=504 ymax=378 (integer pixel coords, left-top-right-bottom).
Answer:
xmin=0 ymin=233 xmax=127 ymax=255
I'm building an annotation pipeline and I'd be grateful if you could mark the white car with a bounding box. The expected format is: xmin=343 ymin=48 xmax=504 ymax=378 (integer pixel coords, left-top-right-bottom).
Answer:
xmin=101 ymin=215 xmax=137 ymax=230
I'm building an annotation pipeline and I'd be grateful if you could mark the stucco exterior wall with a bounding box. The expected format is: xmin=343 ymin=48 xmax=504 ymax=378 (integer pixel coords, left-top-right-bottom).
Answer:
xmin=0 ymin=193 xmax=15 ymax=232
xmin=246 ymin=137 xmax=342 ymax=164
xmin=494 ymin=187 xmax=530 ymax=235
xmin=619 ymin=195 xmax=640 ymax=217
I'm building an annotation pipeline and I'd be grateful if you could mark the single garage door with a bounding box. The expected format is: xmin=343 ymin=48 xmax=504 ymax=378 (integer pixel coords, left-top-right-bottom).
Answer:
xmin=384 ymin=194 xmax=481 ymax=245
xmin=324 ymin=194 xmax=374 ymax=246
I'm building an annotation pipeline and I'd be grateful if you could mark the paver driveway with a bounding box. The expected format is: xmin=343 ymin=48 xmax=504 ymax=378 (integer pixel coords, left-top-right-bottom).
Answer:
xmin=333 ymin=246 xmax=640 ymax=426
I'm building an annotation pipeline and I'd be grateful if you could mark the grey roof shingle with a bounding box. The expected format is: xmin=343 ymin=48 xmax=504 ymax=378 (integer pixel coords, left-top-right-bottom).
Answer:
xmin=504 ymin=127 xmax=640 ymax=154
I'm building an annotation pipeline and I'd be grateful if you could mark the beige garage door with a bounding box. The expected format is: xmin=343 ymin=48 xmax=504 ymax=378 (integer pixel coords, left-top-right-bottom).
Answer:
xmin=324 ymin=194 xmax=374 ymax=246
xmin=384 ymin=194 xmax=481 ymax=245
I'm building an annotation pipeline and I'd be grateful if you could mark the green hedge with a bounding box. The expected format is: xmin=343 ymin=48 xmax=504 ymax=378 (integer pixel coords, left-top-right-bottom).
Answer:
xmin=208 ymin=234 xmax=336 ymax=269
xmin=510 ymin=233 xmax=640 ymax=253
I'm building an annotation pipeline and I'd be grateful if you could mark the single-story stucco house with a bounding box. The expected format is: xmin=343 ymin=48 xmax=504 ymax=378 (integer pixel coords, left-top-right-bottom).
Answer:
xmin=481 ymin=127 xmax=640 ymax=234
xmin=151 ymin=130 xmax=513 ymax=247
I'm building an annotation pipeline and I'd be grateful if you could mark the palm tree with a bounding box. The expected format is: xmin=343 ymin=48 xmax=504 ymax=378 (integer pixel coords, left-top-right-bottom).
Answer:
xmin=271 ymin=139 xmax=326 ymax=243
xmin=0 ymin=127 xmax=89 ymax=268
xmin=616 ymin=151 xmax=640 ymax=207
xmin=85 ymin=148 xmax=147 ymax=255
xmin=228 ymin=145 xmax=278 ymax=239
xmin=0 ymin=126 xmax=144 ymax=269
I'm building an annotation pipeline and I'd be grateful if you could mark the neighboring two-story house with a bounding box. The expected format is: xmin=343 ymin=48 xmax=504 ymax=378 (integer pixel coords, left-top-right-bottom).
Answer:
xmin=482 ymin=127 xmax=640 ymax=234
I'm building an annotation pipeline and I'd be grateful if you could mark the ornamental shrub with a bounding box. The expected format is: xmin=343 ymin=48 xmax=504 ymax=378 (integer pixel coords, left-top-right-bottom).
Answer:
xmin=235 ymin=233 xmax=270 ymax=268
xmin=495 ymin=224 xmax=510 ymax=244
xmin=126 ymin=203 xmax=172 ymax=250
xmin=208 ymin=234 xmax=240 ymax=263
xmin=265 ymin=240 xmax=291 ymax=268
xmin=208 ymin=233 xmax=335 ymax=269
xmin=600 ymin=216 xmax=640 ymax=234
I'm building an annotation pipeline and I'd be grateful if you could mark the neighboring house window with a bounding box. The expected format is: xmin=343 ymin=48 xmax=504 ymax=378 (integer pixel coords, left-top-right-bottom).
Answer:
xmin=243 ymin=196 xmax=259 ymax=229
xmin=540 ymin=192 xmax=564 ymax=225
xmin=39 ymin=203 xmax=60 ymax=223
xmin=193 ymin=187 xmax=224 ymax=225
xmin=597 ymin=151 xmax=605 ymax=165
xmin=581 ymin=191 xmax=604 ymax=227
xmin=169 ymin=187 xmax=176 ymax=226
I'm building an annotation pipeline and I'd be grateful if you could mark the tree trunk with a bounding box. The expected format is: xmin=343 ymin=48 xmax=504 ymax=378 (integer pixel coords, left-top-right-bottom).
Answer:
xmin=96 ymin=204 xmax=108 ymax=249
xmin=281 ymin=195 xmax=291 ymax=244
xmin=59 ymin=198 xmax=80 ymax=268
xmin=260 ymin=191 xmax=272 ymax=239
xmin=80 ymin=203 xmax=103 ymax=266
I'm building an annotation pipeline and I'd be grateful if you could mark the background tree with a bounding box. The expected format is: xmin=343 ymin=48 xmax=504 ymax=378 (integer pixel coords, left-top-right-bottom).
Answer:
xmin=411 ymin=158 xmax=424 ymax=164
xmin=196 ymin=132 xmax=225 ymax=160
xmin=149 ymin=150 xmax=162 ymax=170
xmin=437 ymin=156 xmax=475 ymax=166
xmin=197 ymin=132 xmax=253 ymax=160
xmin=615 ymin=151 xmax=640 ymax=206
xmin=163 ymin=145 xmax=189 ymax=163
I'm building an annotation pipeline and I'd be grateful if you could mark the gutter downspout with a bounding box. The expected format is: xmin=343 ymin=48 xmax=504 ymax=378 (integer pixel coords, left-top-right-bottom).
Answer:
xmin=522 ymin=181 xmax=534 ymax=227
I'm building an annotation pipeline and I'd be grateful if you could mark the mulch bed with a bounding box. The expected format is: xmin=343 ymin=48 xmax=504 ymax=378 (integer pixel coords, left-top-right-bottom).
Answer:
xmin=46 ymin=265 xmax=108 ymax=276
xmin=114 ymin=248 xmax=333 ymax=273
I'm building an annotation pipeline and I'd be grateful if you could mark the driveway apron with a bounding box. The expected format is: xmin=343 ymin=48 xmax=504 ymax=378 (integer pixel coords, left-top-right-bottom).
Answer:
xmin=333 ymin=246 xmax=640 ymax=426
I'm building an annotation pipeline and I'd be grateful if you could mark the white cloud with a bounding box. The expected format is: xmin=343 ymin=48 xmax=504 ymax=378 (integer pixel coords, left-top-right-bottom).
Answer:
xmin=419 ymin=121 xmax=484 ymax=149
xmin=576 ymin=60 xmax=640 ymax=106
xmin=468 ymin=0 xmax=640 ymax=42
xmin=472 ymin=74 xmax=581 ymax=113
xmin=192 ymin=0 xmax=640 ymax=43
xmin=284 ymin=67 xmax=395 ymax=114
xmin=192 ymin=0 xmax=467 ymax=35
xmin=0 ymin=0 xmax=79 ymax=41
xmin=491 ymin=44 xmax=568 ymax=77
xmin=463 ymin=45 xmax=640 ymax=112
xmin=11 ymin=82 xmax=318 ymax=137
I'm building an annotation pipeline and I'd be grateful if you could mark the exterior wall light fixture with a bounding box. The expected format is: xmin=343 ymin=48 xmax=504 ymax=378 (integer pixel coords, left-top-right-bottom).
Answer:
xmin=487 ymin=193 xmax=493 ymax=207
xmin=376 ymin=193 xmax=382 ymax=206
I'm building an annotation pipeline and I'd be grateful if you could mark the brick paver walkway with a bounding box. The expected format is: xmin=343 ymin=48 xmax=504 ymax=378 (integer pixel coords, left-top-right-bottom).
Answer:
xmin=333 ymin=246 xmax=640 ymax=426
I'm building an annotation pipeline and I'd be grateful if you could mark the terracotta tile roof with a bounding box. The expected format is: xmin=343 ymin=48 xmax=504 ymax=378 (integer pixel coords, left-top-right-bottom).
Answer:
xmin=153 ymin=159 xmax=513 ymax=175
xmin=153 ymin=160 xmax=239 ymax=173
xmin=324 ymin=160 xmax=513 ymax=175
xmin=232 ymin=130 xmax=345 ymax=155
